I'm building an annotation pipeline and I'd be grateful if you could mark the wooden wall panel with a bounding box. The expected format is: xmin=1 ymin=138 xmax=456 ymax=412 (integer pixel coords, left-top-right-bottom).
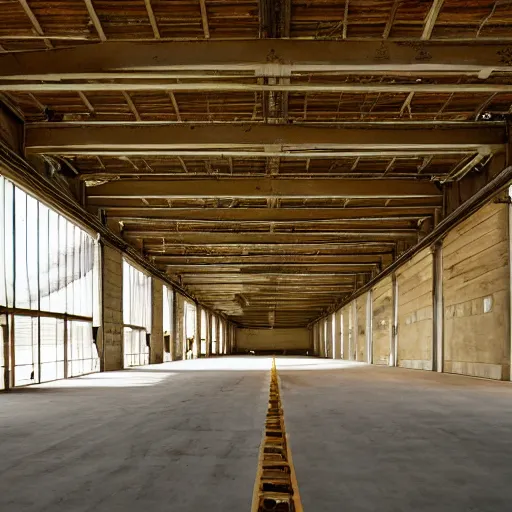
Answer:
xmin=396 ymin=247 xmax=433 ymax=370
xmin=356 ymin=293 xmax=368 ymax=362
xmin=372 ymin=275 xmax=393 ymax=366
xmin=443 ymin=202 xmax=510 ymax=380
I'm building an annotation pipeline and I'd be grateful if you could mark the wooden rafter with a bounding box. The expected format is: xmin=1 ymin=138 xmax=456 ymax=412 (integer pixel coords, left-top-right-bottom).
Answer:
xmin=343 ymin=0 xmax=350 ymax=39
xmin=144 ymin=0 xmax=160 ymax=39
xmin=78 ymin=91 xmax=95 ymax=115
xmin=122 ymin=91 xmax=141 ymax=121
xmin=383 ymin=0 xmax=401 ymax=39
xmin=167 ymin=91 xmax=182 ymax=122
xmin=199 ymin=0 xmax=210 ymax=39
xmin=421 ymin=0 xmax=445 ymax=40
xmin=17 ymin=0 xmax=52 ymax=49
xmin=83 ymin=0 xmax=107 ymax=41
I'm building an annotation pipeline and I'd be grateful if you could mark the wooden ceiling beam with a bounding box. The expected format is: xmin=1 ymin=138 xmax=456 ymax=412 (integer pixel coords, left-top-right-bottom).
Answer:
xmin=97 ymin=207 xmax=439 ymax=221
xmin=5 ymin=83 xmax=512 ymax=94
xmin=25 ymin=124 xmax=505 ymax=155
xmin=85 ymin=178 xmax=441 ymax=200
xmin=122 ymin=232 xmax=417 ymax=243
xmin=152 ymin=254 xmax=384 ymax=264
xmin=1 ymin=40 xmax=510 ymax=79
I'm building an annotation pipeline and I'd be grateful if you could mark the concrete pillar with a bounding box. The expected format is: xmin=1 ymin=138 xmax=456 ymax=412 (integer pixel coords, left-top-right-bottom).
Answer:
xmin=215 ymin=316 xmax=221 ymax=356
xmin=205 ymin=312 xmax=211 ymax=357
xmin=432 ymin=242 xmax=444 ymax=373
xmin=366 ymin=290 xmax=373 ymax=364
xmin=150 ymin=278 xmax=164 ymax=364
xmin=195 ymin=304 xmax=202 ymax=358
xmin=334 ymin=311 xmax=343 ymax=359
xmin=174 ymin=293 xmax=185 ymax=360
xmin=101 ymin=244 xmax=123 ymax=371
xmin=342 ymin=307 xmax=349 ymax=360
xmin=390 ymin=274 xmax=398 ymax=367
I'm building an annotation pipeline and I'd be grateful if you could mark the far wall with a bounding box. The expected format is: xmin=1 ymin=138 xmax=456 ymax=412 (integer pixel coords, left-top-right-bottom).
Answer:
xmin=236 ymin=328 xmax=310 ymax=352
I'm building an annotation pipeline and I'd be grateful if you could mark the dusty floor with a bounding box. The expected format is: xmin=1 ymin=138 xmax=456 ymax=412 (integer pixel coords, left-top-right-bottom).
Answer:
xmin=1 ymin=357 xmax=512 ymax=512
xmin=278 ymin=358 xmax=512 ymax=512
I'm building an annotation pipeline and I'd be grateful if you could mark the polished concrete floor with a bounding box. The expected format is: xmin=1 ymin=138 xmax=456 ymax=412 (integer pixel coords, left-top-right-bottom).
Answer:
xmin=1 ymin=357 xmax=512 ymax=512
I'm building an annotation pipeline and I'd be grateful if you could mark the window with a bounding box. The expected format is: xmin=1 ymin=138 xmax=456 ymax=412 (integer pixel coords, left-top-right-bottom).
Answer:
xmin=0 ymin=175 xmax=100 ymax=388
xmin=123 ymin=260 xmax=151 ymax=367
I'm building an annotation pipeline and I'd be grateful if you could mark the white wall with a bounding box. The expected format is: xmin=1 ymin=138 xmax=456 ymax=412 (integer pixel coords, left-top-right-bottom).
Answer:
xmin=236 ymin=328 xmax=310 ymax=351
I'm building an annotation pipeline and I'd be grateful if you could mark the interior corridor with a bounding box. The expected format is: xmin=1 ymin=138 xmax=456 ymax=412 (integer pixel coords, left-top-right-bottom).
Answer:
xmin=1 ymin=357 xmax=512 ymax=512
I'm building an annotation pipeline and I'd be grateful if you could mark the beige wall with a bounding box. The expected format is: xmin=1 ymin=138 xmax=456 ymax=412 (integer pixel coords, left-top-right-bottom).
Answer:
xmin=372 ymin=275 xmax=393 ymax=365
xmin=443 ymin=202 xmax=510 ymax=380
xmin=236 ymin=328 xmax=310 ymax=351
xmin=396 ymin=247 xmax=433 ymax=370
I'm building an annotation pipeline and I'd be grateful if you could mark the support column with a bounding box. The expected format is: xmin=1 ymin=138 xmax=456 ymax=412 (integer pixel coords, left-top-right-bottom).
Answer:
xmin=101 ymin=244 xmax=123 ymax=371
xmin=366 ymin=290 xmax=373 ymax=364
xmin=215 ymin=316 xmax=221 ymax=356
xmin=334 ymin=311 xmax=342 ymax=359
xmin=206 ymin=312 xmax=212 ymax=357
xmin=432 ymin=241 xmax=444 ymax=373
xmin=150 ymin=278 xmax=164 ymax=364
xmin=195 ymin=303 xmax=202 ymax=358
xmin=390 ymin=273 xmax=398 ymax=367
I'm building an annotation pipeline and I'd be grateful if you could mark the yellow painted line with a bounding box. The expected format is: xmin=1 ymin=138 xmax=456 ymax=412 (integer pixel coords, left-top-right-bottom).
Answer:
xmin=251 ymin=357 xmax=303 ymax=512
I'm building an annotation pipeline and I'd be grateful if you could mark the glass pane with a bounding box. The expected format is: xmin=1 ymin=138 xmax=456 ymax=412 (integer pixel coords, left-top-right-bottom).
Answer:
xmin=13 ymin=315 xmax=39 ymax=386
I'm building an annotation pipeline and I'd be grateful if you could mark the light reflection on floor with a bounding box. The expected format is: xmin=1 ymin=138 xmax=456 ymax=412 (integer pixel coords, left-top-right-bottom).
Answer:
xmin=30 ymin=356 xmax=367 ymax=390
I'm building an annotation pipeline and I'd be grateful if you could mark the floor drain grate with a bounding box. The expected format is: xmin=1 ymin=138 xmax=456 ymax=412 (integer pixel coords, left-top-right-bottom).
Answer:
xmin=252 ymin=358 xmax=303 ymax=512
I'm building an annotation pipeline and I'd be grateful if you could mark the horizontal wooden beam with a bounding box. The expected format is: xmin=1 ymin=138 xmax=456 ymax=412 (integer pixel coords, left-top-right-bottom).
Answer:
xmin=126 ymin=232 xmax=416 ymax=243
xmin=3 ymin=82 xmax=512 ymax=94
xmin=87 ymin=178 xmax=440 ymax=200
xmin=25 ymin=124 xmax=505 ymax=155
xmin=152 ymin=254 xmax=384 ymax=264
xmin=162 ymin=264 xmax=374 ymax=273
xmin=1 ymin=40 xmax=510 ymax=79
xmin=102 ymin=207 xmax=436 ymax=222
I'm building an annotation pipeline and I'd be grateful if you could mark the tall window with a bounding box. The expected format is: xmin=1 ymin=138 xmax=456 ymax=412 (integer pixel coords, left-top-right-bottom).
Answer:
xmin=184 ymin=301 xmax=196 ymax=358
xmin=123 ymin=260 xmax=151 ymax=367
xmin=0 ymin=175 xmax=100 ymax=388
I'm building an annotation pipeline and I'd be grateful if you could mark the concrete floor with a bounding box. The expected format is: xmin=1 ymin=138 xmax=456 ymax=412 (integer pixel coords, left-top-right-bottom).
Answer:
xmin=1 ymin=357 xmax=512 ymax=512
xmin=278 ymin=358 xmax=512 ymax=512
xmin=0 ymin=358 xmax=269 ymax=512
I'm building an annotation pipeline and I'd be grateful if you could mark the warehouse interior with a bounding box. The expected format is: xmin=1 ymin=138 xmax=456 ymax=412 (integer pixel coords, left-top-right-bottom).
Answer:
xmin=1 ymin=1 xmax=512 ymax=511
